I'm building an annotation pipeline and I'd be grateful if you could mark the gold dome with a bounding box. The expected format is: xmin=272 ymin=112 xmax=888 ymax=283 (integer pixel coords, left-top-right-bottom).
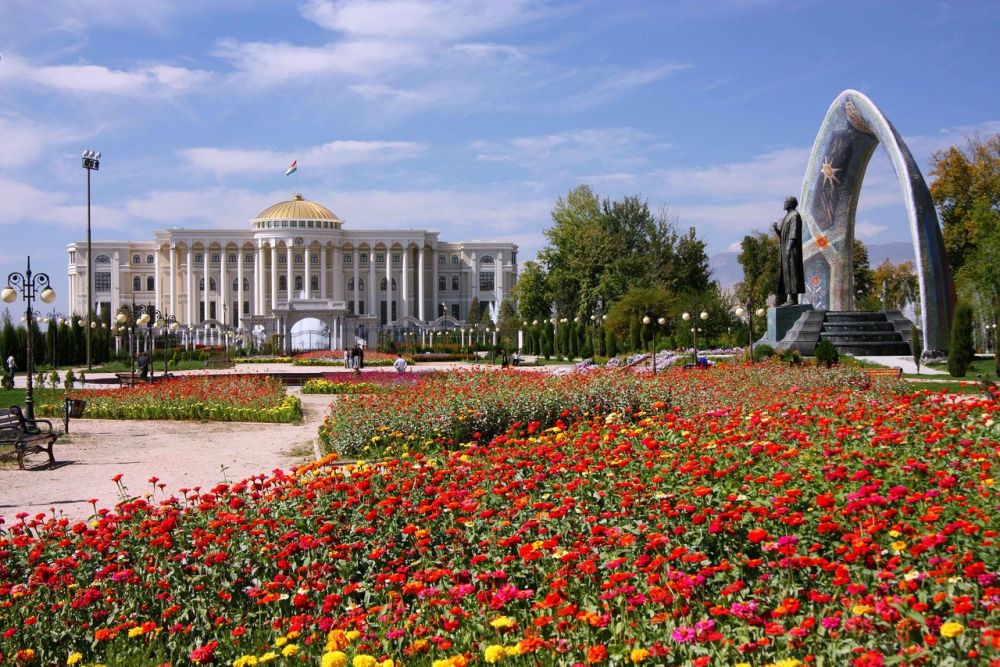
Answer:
xmin=252 ymin=194 xmax=342 ymax=224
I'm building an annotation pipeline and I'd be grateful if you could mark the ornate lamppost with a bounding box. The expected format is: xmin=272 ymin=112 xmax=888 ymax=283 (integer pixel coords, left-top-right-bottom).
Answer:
xmin=735 ymin=305 xmax=767 ymax=364
xmin=135 ymin=305 xmax=175 ymax=377
xmin=682 ymin=309 xmax=709 ymax=365
xmin=81 ymin=150 xmax=100 ymax=370
xmin=45 ymin=311 xmax=66 ymax=370
xmin=2 ymin=257 xmax=56 ymax=422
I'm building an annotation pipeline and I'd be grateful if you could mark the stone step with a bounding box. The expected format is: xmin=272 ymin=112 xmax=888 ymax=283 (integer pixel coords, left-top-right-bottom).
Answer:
xmin=824 ymin=312 xmax=890 ymax=323
xmin=831 ymin=341 xmax=912 ymax=356
xmin=820 ymin=332 xmax=905 ymax=343
xmin=822 ymin=322 xmax=897 ymax=333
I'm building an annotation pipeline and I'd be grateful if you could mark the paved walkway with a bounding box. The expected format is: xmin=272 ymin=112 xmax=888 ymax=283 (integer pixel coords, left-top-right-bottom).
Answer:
xmin=852 ymin=355 xmax=947 ymax=375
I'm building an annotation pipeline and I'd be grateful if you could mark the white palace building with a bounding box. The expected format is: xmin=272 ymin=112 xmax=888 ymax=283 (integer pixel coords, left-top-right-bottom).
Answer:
xmin=65 ymin=194 xmax=518 ymax=351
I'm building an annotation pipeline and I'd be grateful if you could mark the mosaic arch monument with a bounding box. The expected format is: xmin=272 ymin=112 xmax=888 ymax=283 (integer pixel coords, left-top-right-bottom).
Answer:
xmin=799 ymin=89 xmax=956 ymax=354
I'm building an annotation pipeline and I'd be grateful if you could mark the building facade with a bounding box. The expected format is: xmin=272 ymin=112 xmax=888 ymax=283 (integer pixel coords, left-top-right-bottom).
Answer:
xmin=66 ymin=194 xmax=518 ymax=351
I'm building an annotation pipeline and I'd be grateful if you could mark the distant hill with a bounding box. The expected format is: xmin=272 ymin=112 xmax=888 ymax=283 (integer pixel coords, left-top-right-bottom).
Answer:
xmin=711 ymin=241 xmax=917 ymax=291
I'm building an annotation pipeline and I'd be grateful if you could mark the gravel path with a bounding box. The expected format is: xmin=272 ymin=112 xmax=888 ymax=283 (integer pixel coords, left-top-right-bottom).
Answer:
xmin=0 ymin=390 xmax=334 ymax=524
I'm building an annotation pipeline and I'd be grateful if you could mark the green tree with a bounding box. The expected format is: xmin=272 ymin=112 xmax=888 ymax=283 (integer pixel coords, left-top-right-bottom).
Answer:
xmin=853 ymin=239 xmax=875 ymax=305
xmin=929 ymin=134 xmax=1000 ymax=273
xmin=954 ymin=200 xmax=1000 ymax=372
xmin=513 ymin=261 xmax=550 ymax=323
xmin=871 ymin=260 xmax=918 ymax=310
xmin=467 ymin=297 xmax=481 ymax=326
xmin=540 ymin=185 xmax=604 ymax=318
xmin=496 ymin=297 xmax=519 ymax=350
xmin=736 ymin=231 xmax=780 ymax=308
xmin=948 ymin=303 xmax=975 ymax=377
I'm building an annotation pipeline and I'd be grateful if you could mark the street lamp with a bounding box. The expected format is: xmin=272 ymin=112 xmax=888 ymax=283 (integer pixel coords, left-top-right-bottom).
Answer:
xmin=735 ymin=306 xmax=767 ymax=364
xmin=81 ymin=150 xmax=101 ymax=370
xmin=45 ymin=311 xmax=66 ymax=370
xmin=682 ymin=310 xmax=709 ymax=365
xmin=2 ymin=257 xmax=56 ymax=422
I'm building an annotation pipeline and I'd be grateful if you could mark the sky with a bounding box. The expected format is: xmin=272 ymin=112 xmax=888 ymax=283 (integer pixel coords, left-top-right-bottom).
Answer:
xmin=1 ymin=0 xmax=998 ymax=316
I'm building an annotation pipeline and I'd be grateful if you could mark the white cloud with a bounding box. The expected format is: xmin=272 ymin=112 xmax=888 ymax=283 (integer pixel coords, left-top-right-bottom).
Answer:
xmin=180 ymin=139 xmax=428 ymax=177
xmin=300 ymin=0 xmax=541 ymax=40
xmin=0 ymin=117 xmax=82 ymax=168
xmin=472 ymin=128 xmax=666 ymax=172
xmin=0 ymin=53 xmax=213 ymax=97
xmin=855 ymin=219 xmax=887 ymax=239
xmin=0 ymin=0 xmax=182 ymax=36
xmin=0 ymin=178 xmax=128 ymax=230
xmin=561 ymin=62 xmax=690 ymax=112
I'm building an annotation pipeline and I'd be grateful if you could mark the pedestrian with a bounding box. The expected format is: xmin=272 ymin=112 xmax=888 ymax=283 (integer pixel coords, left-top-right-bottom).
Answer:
xmin=511 ymin=350 xmax=520 ymax=367
xmin=351 ymin=344 xmax=361 ymax=374
xmin=138 ymin=351 xmax=150 ymax=381
xmin=501 ymin=348 xmax=509 ymax=369
xmin=6 ymin=354 xmax=16 ymax=380
xmin=343 ymin=347 xmax=351 ymax=370
xmin=358 ymin=345 xmax=365 ymax=370
xmin=393 ymin=353 xmax=408 ymax=373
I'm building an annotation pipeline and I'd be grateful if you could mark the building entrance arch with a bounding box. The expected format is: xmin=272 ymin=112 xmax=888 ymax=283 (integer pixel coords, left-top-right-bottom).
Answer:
xmin=799 ymin=89 xmax=956 ymax=354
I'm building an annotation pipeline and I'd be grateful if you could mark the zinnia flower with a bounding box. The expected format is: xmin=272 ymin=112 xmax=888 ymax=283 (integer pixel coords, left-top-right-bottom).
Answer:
xmin=940 ymin=622 xmax=964 ymax=638
xmin=484 ymin=645 xmax=505 ymax=663
xmin=353 ymin=656 xmax=377 ymax=667
xmin=322 ymin=652 xmax=348 ymax=667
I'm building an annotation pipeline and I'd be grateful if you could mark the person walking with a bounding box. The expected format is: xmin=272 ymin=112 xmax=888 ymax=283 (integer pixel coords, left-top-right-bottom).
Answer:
xmin=138 ymin=351 xmax=150 ymax=381
xmin=6 ymin=354 xmax=16 ymax=381
xmin=501 ymin=348 xmax=509 ymax=369
xmin=393 ymin=353 xmax=408 ymax=373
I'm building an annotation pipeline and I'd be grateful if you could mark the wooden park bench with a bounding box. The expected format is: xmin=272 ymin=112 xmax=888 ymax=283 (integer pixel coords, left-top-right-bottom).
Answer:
xmin=204 ymin=351 xmax=234 ymax=369
xmin=0 ymin=406 xmax=61 ymax=470
xmin=863 ymin=367 xmax=903 ymax=380
xmin=115 ymin=372 xmax=149 ymax=387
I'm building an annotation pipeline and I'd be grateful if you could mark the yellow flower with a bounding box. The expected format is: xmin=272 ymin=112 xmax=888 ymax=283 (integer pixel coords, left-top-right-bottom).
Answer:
xmin=286 ymin=630 xmax=301 ymax=640
xmin=281 ymin=644 xmax=300 ymax=658
xmin=630 ymin=648 xmax=650 ymax=663
xmin=378 ymin=661 xmax=396 ymax=667
xmin=940 ymin=622 xmax=964 ymax=638
xmin=890 ymin=540 xmax=907 ymax=553
xmin=128 ymin=627 xmax=144 ymax=638
xmin=852 ymin=604 xmax=873 ymax=616
xmin=259 ymin=651 xmax=278 ymax=663
xmin=274 ymin=637 xmax=288 ymax=648
xmin=233 ymin=657 xmax=258 ymax=667
xmin=322 ymin=651 xmax=348 ymax=667
xmin=345 ymin=630 xmax=361 ymax=642
xmin=735 ymin=663 xmax=751 ymax=667
xmin=764 ymin=660 xmax=800 ymax=667
xmin=490 ymin=616 xmax=515 ymax=629
xmin=484 ymin=645 xmax=506 ymax=663
xmin=432 ymin=661 xmax=452 ymax=667
xmin=353 ymin=656 xmax=377 ymax=667
xmin=67 ymin=652 xmax=84 ymax=666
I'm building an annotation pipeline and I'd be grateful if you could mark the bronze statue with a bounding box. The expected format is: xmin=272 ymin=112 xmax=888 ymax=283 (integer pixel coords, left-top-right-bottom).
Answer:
xmin=773 ymin=196 xmax=805 ymax=306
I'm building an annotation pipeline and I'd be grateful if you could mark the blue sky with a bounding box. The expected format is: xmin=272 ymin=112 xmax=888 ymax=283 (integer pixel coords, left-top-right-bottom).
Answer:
xmin=1 ymin=0 xmax=998 ymax=315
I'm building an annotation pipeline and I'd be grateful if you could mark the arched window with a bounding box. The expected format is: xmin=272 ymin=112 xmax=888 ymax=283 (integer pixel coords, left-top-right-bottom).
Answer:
xmin=232 ymin=278 xmax=239 ymax=293
xmin=348 ymin=278 xmax=354 ymax=291
xmin=380 ymin=277 xmax=387 ymax=291
xmin=132 ymin=276 xmax=141 ymax=291
xmin=358 ymin=278 xmax=364 ymax=292
xmin=294 ymin=276 xmax=303 ymax=291
xmin=452 ymin=276 xmax=459 ymax=291
xmin=310 ymin=275 xmax=319 ymax=291
xmin=481 ymin=255 xmax=495 ymax=265
xmin=391 ymin=278 xmax=397 ymax=291
xmin=244 ymin=278 xmax=250 ymax=291
xmin=146 ymin=255 xmax=154 ymax=264
xmin=438 ymin=276 xmax=446 ymax=291
xmin=209 ymin=278 xmax=216 ymax=292
xmin=96 ymin=254 xmax=111 ymax=264
xmin=146 ymin=276 xmax=155 ymax=291
xmin=279 ymin=276 xmax=287 ymax=291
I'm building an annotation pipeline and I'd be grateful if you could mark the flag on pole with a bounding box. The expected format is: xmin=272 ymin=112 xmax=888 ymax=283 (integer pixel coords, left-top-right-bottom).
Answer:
xmin=285 ymin=160 xmax=297 ymax=176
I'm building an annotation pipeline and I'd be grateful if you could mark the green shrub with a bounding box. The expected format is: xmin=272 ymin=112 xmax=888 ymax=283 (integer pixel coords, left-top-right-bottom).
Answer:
xmin=911 ymin=325 xmax=923 ymax=373
xmin=63 ymin=368 xmax=76 ymax=389
xmin=947 ymin=303 xmax=974 ymax=377
xmin=752 ymin=344 xmax=775 ymax=362
xmin=778 ymin=348 xmax=803 ymax=365
xmin=814 ymin=340 xmax=839 ymax=368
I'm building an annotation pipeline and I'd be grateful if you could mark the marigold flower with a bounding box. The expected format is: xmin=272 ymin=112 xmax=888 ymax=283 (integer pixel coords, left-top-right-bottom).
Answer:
xmin=233 ymin=657 xmax=259 ymax=667
xmin=259 ymin=651 xmax=278 ymax=663
xmin=629 ymin=648 xmax=650 ymax=663
xmin=128 ymin=627 xmax=144 ymax=638
xmin=353 ymin=656 xmax=377 ymax=667
xmin=67 ymin=652 xmax=83 ymax=666
xmin=322 ymin=651 xmax=348 ymax=667
xmin=281 ymin=644 xmax=299 ymax=658
xmin=490 ymin=616 xmax=515 ymax=629
xmin=484 ymin=645 xmax=506 ymax=663
xmin=940 ymin=622 xmax=964 ymax=638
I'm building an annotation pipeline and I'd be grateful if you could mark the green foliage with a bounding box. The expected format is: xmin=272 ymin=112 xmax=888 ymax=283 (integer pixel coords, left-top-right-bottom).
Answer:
xmin=753 ymin=344 xmax=776 ymax=362
xmin=605 ymin=328 xmax=617 ymax=358
xmin=628 ymin=317 xmax=641 ymax=353
xmin=948 ymin=303 xmax=975 ymax=377
xmin=929 ymin=134 xmax=1000 ymax=274
xmin=911 ymin=326 xmax=923 ymax=374
xmin=814 ymin=340 xmax=839 ymax=367
xmin=736 ymin=231 xmax=779 ymax=309
xmin=467 ymin=297 xmax=481 ymax=325
xmin=872 ymin=259 xmax=918 ymax=310
xmin=64 ymin=368 xmax=76 ymax=389
xmin=852 ymin=239 xmax=875 ymax=304
xmin=778 ymin=348 xmax=803 ymax=365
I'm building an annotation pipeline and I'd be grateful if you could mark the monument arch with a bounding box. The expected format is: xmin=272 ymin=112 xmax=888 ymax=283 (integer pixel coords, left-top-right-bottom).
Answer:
xmin=799 ymin=89 xmax=955 ymax=354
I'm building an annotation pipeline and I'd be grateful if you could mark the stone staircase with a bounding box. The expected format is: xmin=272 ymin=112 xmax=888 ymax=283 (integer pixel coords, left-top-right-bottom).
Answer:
xmin=819 ymin=311 xmax=911 ymax=356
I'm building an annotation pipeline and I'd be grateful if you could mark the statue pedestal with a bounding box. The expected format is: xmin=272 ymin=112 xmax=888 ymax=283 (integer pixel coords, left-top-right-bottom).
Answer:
xmin=765 ymin=304 xmax=815 ymax=348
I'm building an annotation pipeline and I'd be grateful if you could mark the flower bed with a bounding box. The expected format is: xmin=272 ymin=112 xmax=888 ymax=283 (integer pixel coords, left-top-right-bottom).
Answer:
xmin=318 ymin=369 xmax=673 ymax=458
xmin=292 ymin=351 xmax=405 ymax=367
xmin=302 ymin=373 xmax=420 ymax=395
xmin=233 ymin=356 xmax=292 ymax=364
xmin=1 ymin=365 xmax=997 ymax=665
xmin=36 ymin=374 xmax=302 ymax=423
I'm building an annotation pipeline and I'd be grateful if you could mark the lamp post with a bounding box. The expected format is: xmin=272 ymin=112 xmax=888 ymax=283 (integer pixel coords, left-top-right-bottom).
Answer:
xmin=81 ymin=150 xmax=100 ymax=370
xmin=2 ymin=257 xmax=56 ymax=422
xmin=735 ymin=305 xmax=766 ymax=364
xmin=45 ymin=311 xmax=66 ymax=370
xmin=682 ymin=309 xmax=709 ymax=365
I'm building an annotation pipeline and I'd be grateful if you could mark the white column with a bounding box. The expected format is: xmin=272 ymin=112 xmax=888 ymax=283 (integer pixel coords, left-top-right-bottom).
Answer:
xmin=305 ymin=243 xmax=312 ymax=299
xmin=185 ymin=245 xmax=194 ymax=325
xmin=431 ymin=248 xmax=438 ymax=319
xmin=368 ymin=249 xmax=376 ymax=320
xmin=353 ymin=247 xmax=360 ymax=315
xmin=270 ymin=244 xmax=278 ymax=312
xmin=202 ymin=241 xmax=210 ymax=323
xmin=418 ymin=247 xmax=426 ymax=322
xmin=385 ymin=244 xmax=393 ymax=324
xmin=471 ymin=252 xmax=478 ymax=309
xmin=319 ymin=244 xmax=327 ymax=299
xmin=169 ymin=244 xmax=177 ymax=317
xmin=154 ymin=247 xmax=161 ymax=311
xmin=495 ymin=250 xmax=503 ymax=305
xmin=219 ymin=248 xmax=227 ymax=326
xmin=256 ymin=240 xmax=265 ymax=316
xmin=333 ymin=246 xmax=342 ymax=301
xmin=286 ymin=241 xmax=293 ymax=304
xmin=401 ymin=244 xmax=409 ymax=319
xmin=237 ymin=249 xmax=245 ymax=328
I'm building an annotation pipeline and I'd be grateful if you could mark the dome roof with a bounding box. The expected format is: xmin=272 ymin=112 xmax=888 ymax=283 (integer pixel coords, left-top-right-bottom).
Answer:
xmin=253 ymin=194 xmax=342 ymax=223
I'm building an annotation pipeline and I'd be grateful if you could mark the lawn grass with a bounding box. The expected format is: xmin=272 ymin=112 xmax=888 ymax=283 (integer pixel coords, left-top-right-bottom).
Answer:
xmin=926 ymin=355 xmax=1000 ymax=377
xmin=0 ymin=387 xmax=66 ymax=410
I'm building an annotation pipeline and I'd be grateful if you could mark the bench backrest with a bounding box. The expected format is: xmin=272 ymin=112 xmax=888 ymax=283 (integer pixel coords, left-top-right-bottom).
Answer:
xmin=0 ymin=406 xmax=22 ymax=430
